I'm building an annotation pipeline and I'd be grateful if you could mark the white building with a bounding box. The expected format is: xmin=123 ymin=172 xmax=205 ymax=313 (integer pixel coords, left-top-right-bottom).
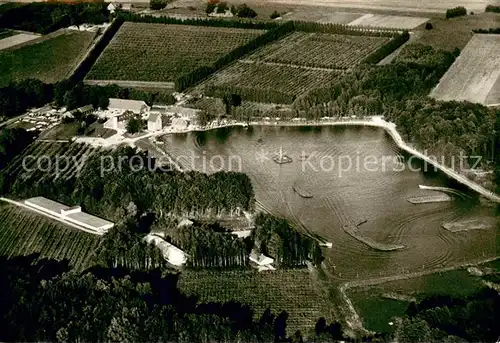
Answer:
xmin=108 ymin=98 xmax=149 ymax=115
xmin=103 ymin=111 xmax=135 ymax=131
xmin=144 ymin=234 xmax=187 ymax=267
xmin=107 ymin=3 xmax=116 ymax=13
xmin=249 ymin=252 xmax=274 ymax=266
xmin=24 ymin=197 xmax=114 ymax=234
xmin=147 ymin=112 xmax=162 ymax=132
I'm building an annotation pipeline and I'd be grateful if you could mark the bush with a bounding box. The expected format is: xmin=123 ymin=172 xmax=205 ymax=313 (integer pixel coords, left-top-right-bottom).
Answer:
xmin=446 ymin=6 xmax=467 ymax=19
xmin=270 ymin=10 xmax=280 ymax=19
xmin=205 ymin=0 xmax=217 ymax=14
xmin=236 ymin=4 xmax=257 ymax=18
xmin=485 ymin=5 xmax=500 ymax=13
xmin=150 ymin=0 xmax=168 ymax=10
xmin=216 ymin=1 xmax=228 ymax=13
xmin=425 ymin=22 xmax=433 ymax=30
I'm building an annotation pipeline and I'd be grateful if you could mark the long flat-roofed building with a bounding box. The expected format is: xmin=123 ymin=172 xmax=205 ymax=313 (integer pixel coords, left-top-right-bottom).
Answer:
xmin=24 ymin=197 xmax=114 ymax=234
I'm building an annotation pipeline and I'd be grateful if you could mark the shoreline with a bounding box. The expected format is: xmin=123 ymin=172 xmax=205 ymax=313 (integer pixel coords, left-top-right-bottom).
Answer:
xmin=74 ymin=116 xmax=500 ymax=204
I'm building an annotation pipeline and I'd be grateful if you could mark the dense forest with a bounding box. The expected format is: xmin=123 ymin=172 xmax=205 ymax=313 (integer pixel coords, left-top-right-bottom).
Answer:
xmin=1 ymin=255 xmax=346 ymax=342
xmin=0 ymin=2 xmax=110 ymax=34
xmin=398 ymin=288 xmax=500 ymax=342
xmin=1 ymin=147 xmax=255 ymax=222
xmin=254 ymin=214 xmax=323 ymax=267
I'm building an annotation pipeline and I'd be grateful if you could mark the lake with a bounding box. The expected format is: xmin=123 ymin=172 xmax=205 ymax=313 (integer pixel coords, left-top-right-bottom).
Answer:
xmin=161 ymin=125 xmax=498 ymax=279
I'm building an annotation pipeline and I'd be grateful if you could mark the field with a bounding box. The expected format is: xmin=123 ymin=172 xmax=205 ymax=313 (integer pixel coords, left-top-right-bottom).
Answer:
xmin=348 ymin=13 xmax=429 ymax=29
xmin=1 ymin=141 xmax=100 ymax=185
xmin=247 ymin=31 xmax=391 ymax=69
xmin=348 ymin=269 xmax=486 ymax=333
xmin=203 ymin=61 xmax=340 ymax=103
xmin=86 ymin=22 xmax=265 ymax=83
xmin=0 ymin=203 xmax=101 ymax=272
xmin=282 ymin=10 xmax=364 ymax=23
xmin=180 ymin=269 xmax=330 ymax=335
xmin=239 ymin=0 xmax=489 ymax=14
xmin=0 ymin=30 xmax=95 ymax=86
xmin=430 ymin=34 xmax=500 ymax=105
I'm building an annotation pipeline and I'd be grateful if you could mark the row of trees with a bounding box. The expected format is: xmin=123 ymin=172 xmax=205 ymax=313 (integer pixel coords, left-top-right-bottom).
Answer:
xmin=0 ymin=2 xmax=110 ymax=34
xmin=2 ymin=255 xmax=350 ymax=342
xmin=361 ymin=30 xmax=410 ymax=64
xmin=0 ymin=128 xmax=36 ymax=171
xmin=254 ymin=214 xmax=323 ymax=267
xmin=1 ymin=147 xmax=255 ymax=222
xmin=172 ymin=221 xmax=251 ymax=268
xmin=0 ymin=79 xmax=53 ymax=120
xmin=206 ymin=1 xmax=258 ymax=18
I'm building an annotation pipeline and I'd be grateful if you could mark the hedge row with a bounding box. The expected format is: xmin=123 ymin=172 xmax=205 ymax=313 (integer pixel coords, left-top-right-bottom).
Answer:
xmin=70 ymin=17 xmax=124 ymax=83
xmin=206 ymin=84 xmax=295 ymax=104
xmin=472 ymin=28 xmax=500 ymax=34
xmin=174 ymin=21 xmax=295 ymax=91
xmin=362 ymin=30 xmax=410 ymax=64
xmin=117 ymin=11 xmax=279 ymax=30
xmin=292 ymin=20 xmax=400 ymax=37
xmin=485 ymin=5 xmax=500 ymax=13
xmin=446 ymin=6 xmax=467 ymax=19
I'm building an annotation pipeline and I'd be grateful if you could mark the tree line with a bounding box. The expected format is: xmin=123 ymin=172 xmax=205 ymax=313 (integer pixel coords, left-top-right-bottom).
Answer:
xmin=397 ymin=286 xmax=499 ymax=342
xmin=254 ymin=213 xmax=323 ymax=267
xmin=0 ymin=2 xmax=110 ymax=34
xmin=170 ymin=221 xmax=252 ymax=268
xmin=445 ymin=6 xmax=467 ymax=18
xmin=0 ymin=255 xmax=348 ymax=342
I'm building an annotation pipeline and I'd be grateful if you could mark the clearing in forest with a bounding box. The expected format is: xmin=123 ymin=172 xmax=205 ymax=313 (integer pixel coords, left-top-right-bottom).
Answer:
xmin=0 ymin=30 xmax=96 ymax=87
xmin=430 ymin=34 xmax=500 ymax=105
xmin=0 ymin=203 xmax=101 ymax=272
xmin=86 ymin=22 xmax=265 ymax=83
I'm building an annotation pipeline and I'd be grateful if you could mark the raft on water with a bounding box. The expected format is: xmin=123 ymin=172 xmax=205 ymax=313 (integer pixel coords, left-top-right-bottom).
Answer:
xmin=442 ymin=220 xmax=490 ymax=232
xmin=407 ymin=194 xmax=452 ymax=204
xmin=343 ymin=225 xmax=405 ymax=251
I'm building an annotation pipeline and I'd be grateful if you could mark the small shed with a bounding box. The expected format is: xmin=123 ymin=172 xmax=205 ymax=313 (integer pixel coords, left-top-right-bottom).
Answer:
xmin=249 ymin=252 xmax=274 ymax=266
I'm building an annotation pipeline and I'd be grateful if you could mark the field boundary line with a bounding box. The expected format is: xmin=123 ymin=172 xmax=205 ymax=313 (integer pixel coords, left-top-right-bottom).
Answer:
xmin=238 ymin=59 xmax=342 ymax=72
xmin=84 ymin=79 xmax=176 ymax=89
xmin=0 ymin=197 xmax=104 ymax=236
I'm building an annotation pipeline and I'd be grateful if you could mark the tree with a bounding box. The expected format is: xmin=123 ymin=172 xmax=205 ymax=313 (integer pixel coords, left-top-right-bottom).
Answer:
xmin=216 ymin=1 xmax=228 ymax=13
xmin=270 ymin=10 xmax=280 ymax=19
xmin=98 ymin=96 xmax=109 ymax=110
xmin=197 ymin=110 xmax=215 ymax=127
xmin=205 ymin=0 xmax=218 ymax=14
xmin=236 ymin=4 xmax=257 ymax=18
xmin=150 ymin=0 xmax=168 ymax=10
xmin=126 ymin=116 xmax=144 ymax=134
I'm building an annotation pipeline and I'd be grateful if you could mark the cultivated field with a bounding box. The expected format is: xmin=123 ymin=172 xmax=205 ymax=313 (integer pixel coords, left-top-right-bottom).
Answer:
xmin=180 ymin=269 xmax=330 ymax=335
xmin=430 ymin=34 xmax=500 ymax=105
xmin=203 ymin=61 xmax=340 ymax=103
xmin=247 ymin=31 xmax=391 ymax=69
xmin=347 ymin=13 xmax=428 ymax=29
xmin=242 ymin=0 xmax=489 ymax=14
xmin=0 ymin=30 xmax=95 ymax=86
xmin=282 ymin=10 xmax=363 ymax=24
xmin=1 ymin=141 xmax=99 ymax=185
xmin=86 ymin=22 xmax=265 ymax=83
xmin=0 ymin=204 xmax=101 ymax=272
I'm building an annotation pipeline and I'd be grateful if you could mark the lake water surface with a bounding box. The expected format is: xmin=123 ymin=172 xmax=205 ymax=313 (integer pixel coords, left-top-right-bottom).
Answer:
xmin=162 ymin=125 xmax=498 ymax=279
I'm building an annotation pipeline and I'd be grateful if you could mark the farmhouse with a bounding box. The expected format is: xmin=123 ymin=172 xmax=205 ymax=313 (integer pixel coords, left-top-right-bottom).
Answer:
xmin=144 ymin=234 xmax=187 ymax=266
xmin=147 ymin=112 xmax=162 ymax=132
xmin=108 ymin=98 xmax=149 ymax=114
xmin=24 ymin=197 xmax=114 ymax=234
xmin=103 ymin=111 xmax=135 ymax=131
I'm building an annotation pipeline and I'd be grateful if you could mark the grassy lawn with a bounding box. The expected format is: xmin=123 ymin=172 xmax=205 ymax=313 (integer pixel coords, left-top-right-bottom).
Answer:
xmin=180 ymin=269 xmax=330 ymax=336
xmin=39 ymin=122 xmax=80 ymax=140
xmin=0 ymin=30 xmax=95 ymax=86
xmin=349 ymin=269 xmax=486 ymax=333
xmin=349 ymin=290 xmax=408 ymax=333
